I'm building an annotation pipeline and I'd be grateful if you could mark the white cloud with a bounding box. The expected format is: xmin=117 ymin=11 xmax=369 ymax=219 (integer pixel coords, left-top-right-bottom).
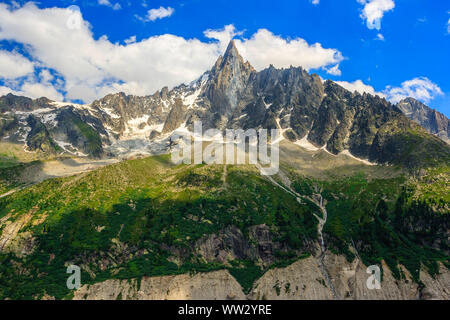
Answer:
xmin=146 ymin=6 xmax=174 ymax=21
xmin=311 ymin=0 xmax=320 ymax=5
xmin=124 ymin=35 xmax=137 ymax=45
xmin=0 ymin=80 xmax=63 ymax=101
xmin=231 ymin=28 xmax=343 ymax=73
xmin=204 ymin=25 xmax=243 ymax=54
xmin=357 ymin=0 xmax=395 ymax=30
xmin=0 ymin=67 xmax=63 ymax=100
xmin=336 ymin=79 xmax=384 ymax=97
xmin=384 ymin=77 xmax=443 ymax=104
xmin=0 ymin=50 xmax=34 ymax=79
xmin=0 ymin=85 xmax=20 ymax=96
xmin=0 ymin=4 xmax=344 ymax=103
xmin=97 ymin=0 xmax=121 ymax=11
xmin=326 ymin=64 xmax=342 ymax=76
xmin=335 ymin=78 xmax=444 ymax=106
xmin=21 ymin=82 xmax=63 ymax=101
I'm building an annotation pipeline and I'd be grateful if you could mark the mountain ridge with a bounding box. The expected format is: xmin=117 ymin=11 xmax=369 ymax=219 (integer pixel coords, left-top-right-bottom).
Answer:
xmin=397 ymin=97 xmax=449 ymax=144
xmin=0 ymin=40 xmax=449 ymax=171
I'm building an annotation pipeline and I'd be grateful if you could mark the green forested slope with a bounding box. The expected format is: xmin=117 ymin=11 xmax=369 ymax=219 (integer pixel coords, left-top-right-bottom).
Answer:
xmin=0 ymin=154 xmax=448 ymax=299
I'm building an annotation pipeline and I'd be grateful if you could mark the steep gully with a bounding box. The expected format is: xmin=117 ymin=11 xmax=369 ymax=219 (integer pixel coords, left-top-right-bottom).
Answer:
xmin=259 ymin=166 xmax=339 ymax=299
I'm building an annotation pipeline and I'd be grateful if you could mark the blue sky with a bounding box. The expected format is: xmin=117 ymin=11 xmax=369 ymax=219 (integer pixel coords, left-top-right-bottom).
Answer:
xmin=0 ymin=0 xmax=448 ymax=116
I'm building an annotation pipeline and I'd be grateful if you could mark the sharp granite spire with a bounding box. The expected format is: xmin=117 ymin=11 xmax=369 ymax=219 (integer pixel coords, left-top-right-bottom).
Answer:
xmin=215 ymin=40 xmax=254 ymax=74
xmin=206 ymin=40 xmax=255 ymax=116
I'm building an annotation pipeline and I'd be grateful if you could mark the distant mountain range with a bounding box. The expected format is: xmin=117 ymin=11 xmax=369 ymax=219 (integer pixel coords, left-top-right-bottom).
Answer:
xmin=0 ymin=40 xmax=449 ymax=170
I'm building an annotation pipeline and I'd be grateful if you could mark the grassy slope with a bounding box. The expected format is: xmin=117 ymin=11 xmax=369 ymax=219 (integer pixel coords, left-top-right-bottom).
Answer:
xmin=0 ymin=147 xmax=448 ymax=298
xmin=0 ymin=155 xmax=319 ymax=299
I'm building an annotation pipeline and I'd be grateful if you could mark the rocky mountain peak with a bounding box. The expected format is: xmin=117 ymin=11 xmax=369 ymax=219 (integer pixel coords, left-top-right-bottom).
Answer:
xmin=211 ymin=40 xmax=255 ymax=78
xmin=222 ymin=40 xmax=246 ymax=66
xmin=206 ymin=40 xmax=256 ymax=116
xmin=397 ymin=98 xmax=450 ymax=144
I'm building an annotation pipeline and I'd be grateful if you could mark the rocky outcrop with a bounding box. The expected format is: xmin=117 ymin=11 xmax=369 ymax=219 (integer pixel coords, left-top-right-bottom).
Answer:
xmin=205 ymin=40 xmax=255 ymax=117
xmin=73 ymin=270 xmax=246 ymax=300
xmin=397 ymin=97 xmax=450 ymax=144
xmin=25 ymin=115 xmax=59 ymax=154
xmin=0 ymin=94 xmax=52 ymax=113
xmin=195 ymin=225 xmax=288 ymax=268
xmin=162 ymin=98 xmax=186 ymax=133
xmin=253 ymin=253 xmax=450 ymax=300
xmin=0 ymin=209 xmax=46 ymax=257
xmin=71 ymin=253 xmax=450 ymax=300
xmin=248 ymin=256 xmax=334 ymax=300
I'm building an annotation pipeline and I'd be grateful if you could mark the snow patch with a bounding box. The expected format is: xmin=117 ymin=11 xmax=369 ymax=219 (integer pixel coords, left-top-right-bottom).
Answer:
xmin=40 ymin=113 xmax=58 ymax=127
xmin=122 ymin=115 xmax=164 ymax=140
xmin=102 ymin=107 xmax=121 ymax=119
xmin=15 ymin=108 xmax=55 ymax=115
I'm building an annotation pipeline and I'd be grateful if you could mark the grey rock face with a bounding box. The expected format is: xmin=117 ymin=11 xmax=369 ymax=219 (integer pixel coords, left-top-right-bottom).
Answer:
xmin=397 ymin=97 xmax=450 ymax=144
xmin=195 ymin=225 xmax=291 ymax=268
xmin=162 ymin=98 xmax=186 ymax=133
xmin=205 ymin=40 xmax=256 ymax=117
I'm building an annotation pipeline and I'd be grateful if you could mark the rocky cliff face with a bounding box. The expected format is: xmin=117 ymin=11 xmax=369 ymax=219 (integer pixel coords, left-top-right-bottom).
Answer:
xmin=71 ymin=253 xmax=450 ymax=300
xmin=249 ymin=253 xmax=450 ymax=300
xmin=73 ymin=270 xmax=246 ymax=300
xmin=397 ymin=97 xmax=450 ymax=144
xmin=205 ymin=40 xmax=255 ymax=117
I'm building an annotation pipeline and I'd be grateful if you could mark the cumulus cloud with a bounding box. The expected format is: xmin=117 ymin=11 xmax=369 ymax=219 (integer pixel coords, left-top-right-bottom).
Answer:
xmin=311 ymin=0 xmax=320 ymax=5
xmin=204 ymin=25 xmax=244 ymax=54
xmin=384 ymin=77 xmax=443 ymax=104
xmin=0 ymin=85 xmax=20 ymax=96
xmin=231 ymin=28 xmax=343 ymax=74
xmin=0 ymin=67 xmax=63 ymax=100
xmin=146 ymin=6 xmax=174 ymax=21
xmin=21 ymin=82 xmax=63 ymax=101
xmin=0 ymin=80 xmax=63 ymax=101
xmin=326 ymin=64 xmax=342 ymax=76
xmin=357 ymin=0 xmax=395 ymax=30
xmin=335 ymin=78 xmax=443 ymax=106
xmin=124 ymin=35 xmax=137 ymax=45
xmin=336 ymin=80 xmax=384 ymax=97
xmin=0 ymin=50 xmax=34 ymax=79
xmin=0 ymin=3 xmax=344 ymax=103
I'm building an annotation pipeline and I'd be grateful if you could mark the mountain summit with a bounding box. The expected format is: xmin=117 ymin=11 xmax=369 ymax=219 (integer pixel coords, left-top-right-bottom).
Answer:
xmin=397 ymin=97 xmax=450 ymax=144
xmin=206 ymin=40 xmax=255 ymax=116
